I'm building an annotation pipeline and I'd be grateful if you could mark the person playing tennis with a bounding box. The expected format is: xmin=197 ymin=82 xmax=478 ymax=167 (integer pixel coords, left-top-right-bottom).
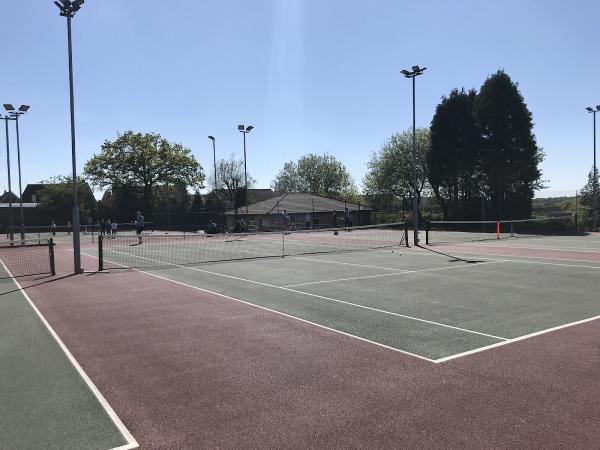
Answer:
xmin=135 ymin=211 xmax=144 ymax=244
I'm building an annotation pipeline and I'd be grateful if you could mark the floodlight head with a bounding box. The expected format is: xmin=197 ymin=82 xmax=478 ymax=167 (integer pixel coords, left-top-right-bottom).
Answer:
xmin=208 ymin=136 xmax=215 ymax=141
xmin=596 ymin=105 xmax=600 ymax=111
xmin=412 ymin=65 xmax=420 ymax=72
xmin=246 ymin=126 xmax=254 ymax=132
xmin=238 ymin=125 xmax=245 ymax=131
xmin=72 ymin=0 xmax=84 ymax=11
xmin=400 ymin=69 xmax=410 ymax=76
xmin=586 ymin=107 xmax=594 ymax=112
xmin=3 ymin=104 xmax=15 ymax=112
xmin=19 ymin=105 xmax=30 ymax=112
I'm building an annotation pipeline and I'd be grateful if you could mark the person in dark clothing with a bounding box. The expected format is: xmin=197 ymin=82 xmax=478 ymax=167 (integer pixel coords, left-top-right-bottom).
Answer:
xmin=332 ymin=210 xmax=338 ymax=235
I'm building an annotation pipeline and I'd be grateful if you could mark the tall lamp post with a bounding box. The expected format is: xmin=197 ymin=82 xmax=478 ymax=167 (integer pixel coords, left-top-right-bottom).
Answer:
xmin=401 ymin=65 xmax=427 ymax=246
xmin=1 ymin=114 xmax=14 ymax=241
xmin=4 ymin=104 xmax=30 ymax=240
xmin=208 ymin=136 xmax=217 ymax=193
xmin=55 ymin=0 xmax=85 ymax=274
xmin=586 ymin=106 xmax=599 ymax=232
xmin=208 ymin=136 xmax=220 ymax=231
xmin=237 ymin=125 xmax=253 ymax=218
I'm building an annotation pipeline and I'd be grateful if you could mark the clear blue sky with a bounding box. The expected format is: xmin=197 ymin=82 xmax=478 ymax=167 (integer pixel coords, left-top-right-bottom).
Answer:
xmin=2 ymin=0 xmax=599 ymax=198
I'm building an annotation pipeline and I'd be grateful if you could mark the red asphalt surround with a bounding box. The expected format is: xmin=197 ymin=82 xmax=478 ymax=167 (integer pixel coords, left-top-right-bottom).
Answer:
xmin=18 ymin=246 xmax=600 ymax=449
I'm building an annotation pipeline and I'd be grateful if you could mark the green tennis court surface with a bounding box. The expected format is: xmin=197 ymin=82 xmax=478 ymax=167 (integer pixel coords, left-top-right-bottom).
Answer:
xmin=0 ymin=266 xmax=135 ymax=450
xmin=83 ymin=230 xmax=600 ymax=362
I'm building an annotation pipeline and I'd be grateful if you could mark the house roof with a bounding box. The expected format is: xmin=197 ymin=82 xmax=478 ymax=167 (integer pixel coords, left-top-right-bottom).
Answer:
xmin=22 ymin=184 xmax=45 ymax=200
xmin=225 ymin=193 xmax=372 ymax=215
xmin=0 ymin=191 xmax=20 ymax=203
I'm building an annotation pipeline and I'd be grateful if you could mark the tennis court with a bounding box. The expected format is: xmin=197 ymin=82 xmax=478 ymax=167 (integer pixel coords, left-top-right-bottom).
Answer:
xmin=82 ymin=224 xmax=600 ymax=362
xmin=2 ymin=225 xmax=599 ymax=448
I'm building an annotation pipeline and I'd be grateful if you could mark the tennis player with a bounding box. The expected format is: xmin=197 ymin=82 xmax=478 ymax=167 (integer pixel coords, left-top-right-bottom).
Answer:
xmin=135 ymin=211 xmax=144 ymax=244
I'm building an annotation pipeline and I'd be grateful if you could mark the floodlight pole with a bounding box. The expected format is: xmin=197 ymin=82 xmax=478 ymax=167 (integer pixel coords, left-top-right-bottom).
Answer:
xmin=402 ymin=66 xmax=426 ymax=246
xmin=13 ymin=113 xmax=25 ymax=240
xmin=2 ymin=116 xmax=14 ymax=241
xmin=593 ymin=109 xmax=598 ymax=231
xmin=56 ymin=0 xmax=84 ymax=273
xmin=239 ymin=125 xmax=253 ymax=219
xmin=208 ymin=136 xmax=217 ymax=192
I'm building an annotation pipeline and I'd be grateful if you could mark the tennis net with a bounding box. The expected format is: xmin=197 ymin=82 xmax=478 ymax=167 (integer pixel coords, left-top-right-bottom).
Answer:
xmin=0 ymin=238 xmax=56 ymax=278
xmin=425 ymin=216 xmax=576 ymax=245
xmin=98 ymin=221 xmax=408 ymax=270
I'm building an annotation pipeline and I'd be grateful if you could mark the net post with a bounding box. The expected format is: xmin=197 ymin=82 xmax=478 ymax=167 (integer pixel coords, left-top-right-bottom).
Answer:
xmin=425 ymin=224 xmax=429 ymax=245
xmin=496 ymin=221 xmax=500 ymax=239
xmin=510 ymin=221 xmax=514 ymax=237
xmin=281 ymin=231 xmax=285 ymax=258
xmin=49 ymin=238 xmax=56 ymax=276
xmin=98 ymin=234 xmax=104 ymax=271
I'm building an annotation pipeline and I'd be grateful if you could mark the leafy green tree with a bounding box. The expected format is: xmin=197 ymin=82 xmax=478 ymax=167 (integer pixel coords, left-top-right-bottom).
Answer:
xmin=429 ymin=89 xmax=481 ymax=219
xmin=37 ymin=176 xmax=97 ymax=224
xmin=271 ymin=153 xmax=358 ymax=201
xmin=363 ymin=128 xmax=430 ymax=212
xmin=474 ymin=70 xmax=543 ymax=219
xmin=84 ymin=131 xmax=204 ymax=214
xmin=579 ymin=167 xmax=599 ymax=229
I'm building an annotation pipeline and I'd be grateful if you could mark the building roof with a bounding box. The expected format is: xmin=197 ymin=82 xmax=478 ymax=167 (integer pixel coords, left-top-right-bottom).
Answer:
xmin=22 ymin=184 xmax=45 ymax=201
xmin=204 ymin=188 xmax=276 ymax=203
xmin=225 ymin=193 xmax=372 ymax=215
xmin=0 ymin=191 xmax=20 ymax=203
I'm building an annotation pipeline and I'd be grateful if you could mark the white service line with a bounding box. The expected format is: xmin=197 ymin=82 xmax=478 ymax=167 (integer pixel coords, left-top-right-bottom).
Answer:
xmin=418 ymin=247 xmax=600 ymax=265
xmin=283 ymin=259 xmax=506 ymax=287
xmin=0 ymin=260 xmax=139 ymax=450
xmin=104 ymin=249 xmax=508 ymax=341
xmin=434 ymin=314 xmax=600 ymax=363
xmin=451 ymin=242 xmax=600 ymax=254
xmin=295 ymin=255 xmax=408 ymax=271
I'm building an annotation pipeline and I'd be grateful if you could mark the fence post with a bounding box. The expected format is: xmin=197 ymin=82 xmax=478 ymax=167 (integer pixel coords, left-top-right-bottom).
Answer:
xmin=49 ymin=238 xmax=56 ymax=276
xmin=98 ymin=234 xmax=104 ymax=271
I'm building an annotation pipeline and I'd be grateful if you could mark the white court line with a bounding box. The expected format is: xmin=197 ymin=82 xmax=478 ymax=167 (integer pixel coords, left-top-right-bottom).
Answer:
xmin=417 ymin=247 xmax=600 ymax=265
xmin=434 ymin=315 xmax=600 ymax=363
xmin=79 ymin=251 xmax=436 ymax=363
xmin=0 ymin=260 xmax=138 ymax=450
xmin=406 ymin=249 xmax=600 ymax=270
xmin=295 ymin=255 xmax=407 ymax=271
xmin=451 ymin=242 xmax=600 ymax=254
xmin=283 ymin=259 xmax=506 ymax=288
xmin=104 ymin=249 xmax=508 ymax=341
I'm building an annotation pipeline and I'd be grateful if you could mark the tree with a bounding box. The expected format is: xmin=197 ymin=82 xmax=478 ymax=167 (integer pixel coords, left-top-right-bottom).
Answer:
xmin=271 ymin=153 xmax=358 ymax=201
xmin=37 ymin=175 xmax=97 ymax=224
xmin=579 ymin=167 xmax=599 ymax=229
xmin=84 ymin=131 xmax=204 ymax=214
xmin=474 ymin=70 xmax=543 ymax=219
xmin=429 ymin=89 xmax=481 ymax=219
xmin=207 ymin=155 xmax=256 ymax=212
xmin=363 ymin=128 xmax=430 ymax=212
